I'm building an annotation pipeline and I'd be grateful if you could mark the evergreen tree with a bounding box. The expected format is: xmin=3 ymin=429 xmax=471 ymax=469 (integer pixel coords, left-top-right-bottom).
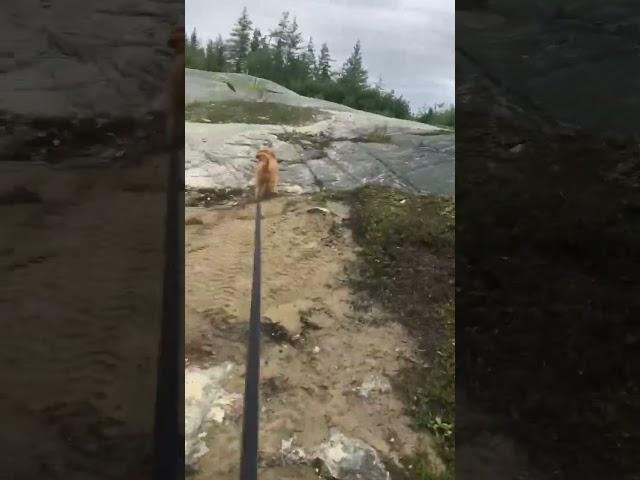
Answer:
xmin=282 ymin=17 xmax=305 ymax=84
xmin=250 ymin=28 xmax=262 ymax=52
xmin=205 ymin=39 xmax=215 ymax=71
xmin=186 ymin=11 xmax=423 ymax=121
xmin=285 ymin=17 xmax=303 ymax=64
xmin=317 ymin=43 xmax=333 ymax=80
xmin=189 ymin=28 xmax=199 ymax=53
xmin=186 ymin=28 xmax=206 ymax=70
xmin=271 ymin=11 xmax=290 ymax=50
xmin=340 ymin=40 xmax=368 ymax=91
xmin=211 ymin=35 xmax=227 ymax=71
xmin=303 ymin=37 xmax=317 ymax=76
xmin=228 ymin=7 xmax=253 ymax=73
xmin=247 ymin=42 xmax=272 ymax=78
xmin=269 ymin=11 xmax=290 ymax=76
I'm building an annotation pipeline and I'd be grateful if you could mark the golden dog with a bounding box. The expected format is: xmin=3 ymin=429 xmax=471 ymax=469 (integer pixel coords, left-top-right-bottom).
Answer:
xmin=255 ymin=147 xmax=279 ymax=200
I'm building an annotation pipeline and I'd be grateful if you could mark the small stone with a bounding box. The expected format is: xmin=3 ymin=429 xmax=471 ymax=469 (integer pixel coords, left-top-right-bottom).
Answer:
xmin=358 ymin=375 xmax=392 ymax=398
xmin=313 ymin=346 xmax=320 ymax=354
xmin=509 ymin=143 xmax=525 ymax=154
xmin=307 ymin=206 xmax=331 ymax=215
xmin=312 ymin=430 xmax=390 ymax=480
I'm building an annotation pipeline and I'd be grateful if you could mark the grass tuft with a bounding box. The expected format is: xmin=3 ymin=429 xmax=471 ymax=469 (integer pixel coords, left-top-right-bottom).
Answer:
xmin=185 ymin=100 xmax=327 ymax=126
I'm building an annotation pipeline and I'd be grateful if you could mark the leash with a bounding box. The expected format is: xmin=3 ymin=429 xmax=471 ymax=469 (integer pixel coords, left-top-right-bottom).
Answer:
xmin=240 ymin=199 xmax=263 ymax=480
xmin=152 ymin=144 xmax=184 ymax=479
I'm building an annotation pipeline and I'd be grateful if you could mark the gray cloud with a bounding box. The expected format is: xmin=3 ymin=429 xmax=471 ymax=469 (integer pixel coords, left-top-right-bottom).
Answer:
xmin=186 ymin=0 xmax=453 ymax=111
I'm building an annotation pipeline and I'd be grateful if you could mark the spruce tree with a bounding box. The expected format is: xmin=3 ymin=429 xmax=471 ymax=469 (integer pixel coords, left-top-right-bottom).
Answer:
xmin=228 ymin=7 xmax=253 ymax=73
xmin=187 ymin=28 xmax=208 ymax=70
xmin=189 ymin=28 xmax=198 ymax=53
xmin=186 ymin=28 xmax=201 ymax=68
xmin=317 ymin=43 xmax=333 ymax=80
xmin=250 ymin=28 xmax=262 ymax=53
xmin=340 ymin=40 xmax=368 ymax=91
xmin=303 ymin=37 xmax=317 ymax=77
xmin=212 ymin=35 xmax=227 ymax=71
xmin=270 ymin=11 xmax=290 ymax=76
xmin=285 ymin=17 xmax=303 ymax=64
xmin=205 ymin=39 xmax=216 ymax=71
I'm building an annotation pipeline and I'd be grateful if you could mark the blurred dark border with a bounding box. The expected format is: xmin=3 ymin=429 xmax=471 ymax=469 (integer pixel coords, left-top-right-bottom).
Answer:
xmin=456 ymin=2 xmax=639 ymax=479
xmin=0 ymin=1 xmax=184 ymax=479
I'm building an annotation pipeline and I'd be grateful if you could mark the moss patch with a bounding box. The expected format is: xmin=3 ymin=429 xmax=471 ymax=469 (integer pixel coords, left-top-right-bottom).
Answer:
xmin=344 ymin=185 xmax=455 ymax=478
xmin=185 ymin=187 xmax=248 ymax=208
xmin=358 ymin=126 xmax=392 ymax=144
xmin=185 ymin=101 xmax=326 ymax=126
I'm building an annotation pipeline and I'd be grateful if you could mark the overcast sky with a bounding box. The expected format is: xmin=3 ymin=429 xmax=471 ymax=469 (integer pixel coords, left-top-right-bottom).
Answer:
xmin=186 ymin=0 xmax=454 ymax=112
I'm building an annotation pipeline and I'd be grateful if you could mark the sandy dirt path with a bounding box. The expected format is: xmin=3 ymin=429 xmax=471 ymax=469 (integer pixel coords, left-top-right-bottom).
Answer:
xmin=185 ymin=195 xmax=441 ymax=478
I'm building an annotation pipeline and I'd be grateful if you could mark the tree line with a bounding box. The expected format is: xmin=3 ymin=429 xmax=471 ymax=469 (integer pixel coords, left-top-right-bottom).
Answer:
xmin=186 ymin=8 xmax=454 ymax=127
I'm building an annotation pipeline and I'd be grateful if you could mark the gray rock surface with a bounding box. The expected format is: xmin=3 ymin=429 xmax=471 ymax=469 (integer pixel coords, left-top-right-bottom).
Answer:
xmin=186 ymin=69 xmax=352 ymax=112
xmin=185 ymin=70 xmax=455 ymax=196
xmin=457 ymin=1 xmax=640 ymax=133
xmin=1 ymin=0 xmax=181 ymax=119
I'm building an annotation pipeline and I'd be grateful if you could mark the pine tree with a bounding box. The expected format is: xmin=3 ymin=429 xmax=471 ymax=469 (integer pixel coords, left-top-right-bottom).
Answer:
xmin=186 ymin=28 xmax=198 ymax=65
xmin=317 ymin=43 xmax=333 ymax=80
xmin=340 ymin=40 xmax=368 ymax=91
xmin=186 ymin=28 xmax=206 ymax=70
xmin=269 ymin=11 xmax=290 ymax=73
xmin=205 ymin=39 xmax=216 ymax=71
xmin=211 ymin=35 xmax=227 ymax=71
xmin=246 ymin=41 xmax=272 ymax=78
xmin=285 ymin=17 xmax=303 ymax=64
xmin=250 ymin=28 xmax=262 ymax=53
xmin=282 ymin=17 xmax=305 ymax=83
xmin=228 ymin=7 xmax=253 ymax=73
xmin=189 ymin=28 xmax=199 ymax=53
xmin=303 ymin=37 xmax=317 ymax=76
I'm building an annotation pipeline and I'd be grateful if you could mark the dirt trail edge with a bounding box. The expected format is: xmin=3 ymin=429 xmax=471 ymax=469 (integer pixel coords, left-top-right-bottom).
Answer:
xmin=185 ymin=191 xmax=451 ymax=480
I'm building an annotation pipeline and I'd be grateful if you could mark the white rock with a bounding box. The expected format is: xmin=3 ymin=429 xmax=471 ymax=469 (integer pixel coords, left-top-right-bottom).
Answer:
xmin=312 ymin=430 xmax=390 ymax=480
xmin=280 ymin=184 xmax=305 ymax=195
xmin=184 ymin=362 xmax=241 ymax=469
xmin=307 ymin=206 xmax=331 ymax=215
xmin=358 ymin=375 xmax=392 ymax=399
xmin=281 ymin=437 xmax=308 ymax=465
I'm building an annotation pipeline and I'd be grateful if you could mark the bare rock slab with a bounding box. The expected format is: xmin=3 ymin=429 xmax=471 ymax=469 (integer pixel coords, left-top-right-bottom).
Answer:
xmin=184 ymin=362 xmax=240 ymax=469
